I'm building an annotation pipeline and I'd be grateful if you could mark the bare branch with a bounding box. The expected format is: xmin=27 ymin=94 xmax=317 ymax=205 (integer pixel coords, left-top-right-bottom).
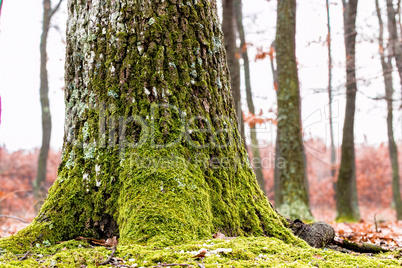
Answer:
xmin=49 ymin=0 xmax=64 ymax=19
xmin=19 ymin=251 xmax=31 ymax=261
xmin=0 ymin=215 xmax=30 ymax=224
xmin=100 ymin=246 xmax=116 ymax=265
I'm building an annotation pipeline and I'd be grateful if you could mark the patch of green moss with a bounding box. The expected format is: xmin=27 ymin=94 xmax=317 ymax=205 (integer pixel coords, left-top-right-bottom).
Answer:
xmin=1 ymin=237 xmax=401 ymax=267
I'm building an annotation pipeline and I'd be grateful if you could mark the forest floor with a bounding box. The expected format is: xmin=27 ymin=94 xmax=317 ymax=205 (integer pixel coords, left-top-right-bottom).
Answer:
xmin=1 ymin=207 xmax=402 ymax=267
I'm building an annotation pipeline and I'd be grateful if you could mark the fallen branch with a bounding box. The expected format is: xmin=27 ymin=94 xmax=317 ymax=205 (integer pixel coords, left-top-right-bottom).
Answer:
xmin=153 ymin=264 xmax=192 ymax=267
xmin=332 ymin=237 xmax=388 ymax=253
xmin=0 ymin=215 xmax=30 ymax=224
xmin=99 ymin=245 xmax=116 ymax=265
xmin=19 ymin=250 xmax=30 ymax=261
xmin=374 ymin=214 xmax=381 ymax=233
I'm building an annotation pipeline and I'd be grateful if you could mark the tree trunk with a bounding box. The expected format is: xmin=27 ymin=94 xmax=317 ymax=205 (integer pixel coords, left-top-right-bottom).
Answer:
xmin=375 ymin=0 xmax=402 ymax=220
xmin=234 ymin=0 xmax=266 ymax=194
xmin=222 ymin=0 xmax=245 ymax=144
xmin=386 ymin=0 xmax=402 ymax=97
xmin=34 ymin=0 xmax=53 ymax=214
xmin=275 ymin=0 xmax=313 ymax=220
xmin=336 ymin=0 xmax=360 ymax=222
xmin=9 ymin=0 xmax=298 ymax=246
xmin=268 ymin=42 xmax=282 ymax=207
xmin=326 ymin=0 xmax=336 ymax=179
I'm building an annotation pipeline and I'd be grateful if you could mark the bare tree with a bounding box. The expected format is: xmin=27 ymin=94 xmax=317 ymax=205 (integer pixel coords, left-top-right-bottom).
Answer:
xmin=326 ymin=0 xmax=336 ymax=179
xmin=385 ymin=0 xmax=402 ymax=97
xmin=222 ymin=0 xmax=245 ymax=143
xmin=34 ymin=0 xmax=63 ymax=213
xmin=336 ymin=0 xmax=360 ymax=222
xmin=234 ymin=0 xmax=266 ymax=194
xmin=375 ymin=0 xmax=402 ymax=220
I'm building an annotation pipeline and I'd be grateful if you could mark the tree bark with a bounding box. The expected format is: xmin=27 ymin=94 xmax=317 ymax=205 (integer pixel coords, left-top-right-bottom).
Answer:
xmin=386 ymin=0 xmax=402 ymax=97
xmin=268 ymin=42 xmax=282 ymax=207
xmin=34 ymin=0 xmax=53 ymax=214
xmin=275 ymin=0 xmax=313 ymax=220
xmin=336 ymin=0 xmax=360 ymax=222
xmin=375 ymin=0 xmax=402 ymax=220
xmin=234 ymin=0 xmax=266 ymax=194
xmin=9 ymin=0 xmax=299 ymax=246
xmin=222 ymin=0 xmax=245 ymax=144
xmin=326 ymin=0 xmax=336 ymax=179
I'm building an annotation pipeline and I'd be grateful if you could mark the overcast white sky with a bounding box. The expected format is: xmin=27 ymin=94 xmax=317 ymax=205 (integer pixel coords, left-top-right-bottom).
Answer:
xmin=0 ymin=0 xmax=401 ymax=153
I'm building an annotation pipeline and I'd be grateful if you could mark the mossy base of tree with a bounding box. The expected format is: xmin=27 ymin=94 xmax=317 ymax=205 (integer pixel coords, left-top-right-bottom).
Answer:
xmin=1 ymin=236 xmax=401 ymax=267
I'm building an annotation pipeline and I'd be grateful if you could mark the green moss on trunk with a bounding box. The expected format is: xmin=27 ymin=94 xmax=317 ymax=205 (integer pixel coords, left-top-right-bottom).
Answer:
xmin=275 ymin=0 xmax=313 ymax=220
xmin=1 ymin=0 xmax=298 ymax=250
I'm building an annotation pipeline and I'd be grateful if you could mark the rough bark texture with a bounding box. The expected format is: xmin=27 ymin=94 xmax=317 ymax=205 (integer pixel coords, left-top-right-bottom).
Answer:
xmin=275 ymin=0 xmax=313 ymax=220
xmin=375 ymin=0 xmax=402 ymax=220
xmin=234 ymin=0 xmax=266 ymax=194
xmin=336 ymin=0 xmax=360 ymax=222
xmin=7 ymin=0 xmax=298 ymax=247
xmin=34 ymin=0 xmax=53 ymax=214
xmin=221 ymin=0 xmax=245 ymax=144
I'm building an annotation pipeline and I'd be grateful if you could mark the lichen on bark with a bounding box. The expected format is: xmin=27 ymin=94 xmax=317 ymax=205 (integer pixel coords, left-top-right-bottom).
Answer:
xmin=275 ymin=0 xmax=313 ymax=220
xmin=0 ymin=0 xmax=299 ymax=250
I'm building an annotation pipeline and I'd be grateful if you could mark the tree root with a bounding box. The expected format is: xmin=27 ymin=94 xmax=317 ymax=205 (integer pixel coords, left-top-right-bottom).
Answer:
xmin=331 ymin=237 xmax=388 ymax=253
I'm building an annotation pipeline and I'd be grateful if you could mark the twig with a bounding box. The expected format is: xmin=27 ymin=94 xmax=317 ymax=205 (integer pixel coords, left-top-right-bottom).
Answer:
xmin=153 ymin=264 xmax=192 ymax=267
xmin=99 ymin=245 xmax=116 ymax=265
xmin=19 ymin=250 xmax=30 ymax=261
xmin=0 ymin=189 xmax=32 ymax=203
xmin=374 ymin=213 xmax=381 ymax=233
xmin=49 ymin=0 xmax=64 ymax=19
xmin=0 ymin=215 xmax=30 ymax=223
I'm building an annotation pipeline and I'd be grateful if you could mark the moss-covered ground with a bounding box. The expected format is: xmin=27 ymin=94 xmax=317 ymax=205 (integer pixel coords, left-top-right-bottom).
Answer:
xmin=0 ymin=236 xmax=401 ymax=267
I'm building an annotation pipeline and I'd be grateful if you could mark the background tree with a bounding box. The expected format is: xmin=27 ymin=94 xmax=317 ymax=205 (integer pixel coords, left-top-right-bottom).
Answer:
xmin=275 ymin=0 xmax=313 ymax=220
xmin=336 ymin=0 xmax=360 ymax=222
xmin=6 ymin=0 xmax=299 ymax=246
xmin=375 ymin=0 xmax=402 ymax=220
xmin=34 ymin=0 xmax=63 ymax=213
xmin=234 ymin=0 xmax=266 ymax=194
xmin=385 ymin=0 xmax=402 ymax=96
xmin=326 ymin=0 xmax=336 ymax=179
xmin=222 ymin=0 xmax=245 ymax=143
xmin=268 ymin=41 xmax=283 ymax=206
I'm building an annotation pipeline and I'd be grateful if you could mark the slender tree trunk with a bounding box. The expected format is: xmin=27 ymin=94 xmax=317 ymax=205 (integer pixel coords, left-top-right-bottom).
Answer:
xmin=234 ymin=0 xmax=266 ymax=194
xmin=7 ymin=0 xmax=298 ymax=246
xmin=386 ymin=0 xmax=402 ymax=97
xmin=375 ymin=0 xmax=402 ymax=220
xmin=336 ymin=0 xmax=360 ymax=222
xmin=275 ymin=0 xmax=313 ymax=220
xmin=34 ymin=0 xmax=53 ymax=214
xmin=326 ymin=0 xmax=336 ymax=179
xmin=268 ymin=42 xmax=282 ymax=206
xmin=222 ymin=0 xmax=245 ymax=144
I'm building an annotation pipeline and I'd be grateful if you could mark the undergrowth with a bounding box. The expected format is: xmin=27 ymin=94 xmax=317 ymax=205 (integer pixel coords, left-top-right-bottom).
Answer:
xmin=0 ymin=236 xmax=401 ymax=267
